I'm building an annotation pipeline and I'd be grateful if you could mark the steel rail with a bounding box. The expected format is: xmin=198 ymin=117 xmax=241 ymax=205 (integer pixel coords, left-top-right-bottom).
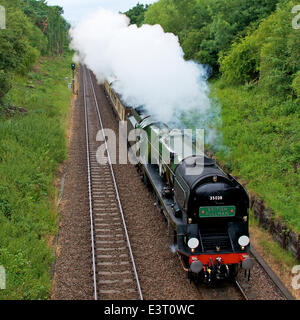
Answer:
xmin=234 ymin=280 xmax=249 ymax=300
xmin=86 ymin=67 xmax=143 ymax=300
xmin=83 ymin=66 xmax=98 ymax=300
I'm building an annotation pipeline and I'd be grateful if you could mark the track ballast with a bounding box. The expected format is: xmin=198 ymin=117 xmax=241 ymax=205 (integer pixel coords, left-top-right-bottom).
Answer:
xmin=83 ymin=66 xmax=142 ymax=300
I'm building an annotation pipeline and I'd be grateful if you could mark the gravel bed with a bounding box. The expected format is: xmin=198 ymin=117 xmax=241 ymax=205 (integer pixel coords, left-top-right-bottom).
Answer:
xmin=236 ymin=253 xmax=286 ymax=300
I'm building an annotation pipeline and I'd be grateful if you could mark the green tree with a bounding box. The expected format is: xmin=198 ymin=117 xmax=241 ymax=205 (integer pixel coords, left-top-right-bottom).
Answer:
xmin=0 ymin=0 xmax=70 ymax=103
xmin=124 ymin=3 xmax=150 ymax=26
xmin=145 ymin=0 xmax=199 ymax=35
xmin=0 ymin=3 xmax=39 ymax=74
xmin=145 ymin=0 xmax=280 ymax=71
xmin=23 ymin=1 xmax=70 ymax=55
xmin=292 ymin=71 xmax=300 ymax=99
xmin=220 ymin=0 xmax=300 ymax=99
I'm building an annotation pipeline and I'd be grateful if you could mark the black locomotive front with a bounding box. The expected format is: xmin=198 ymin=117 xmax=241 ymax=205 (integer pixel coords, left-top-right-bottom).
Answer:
xmin=173 ymin=156 xmax=253 ymax=283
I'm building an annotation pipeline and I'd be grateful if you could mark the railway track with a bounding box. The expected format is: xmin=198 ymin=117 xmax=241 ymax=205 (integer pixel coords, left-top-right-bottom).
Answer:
xmin=234 ymin=279 xmax=249 ymax=300
xmin=82 ymin=65 xmax=143 ymax=300
xmin=193 ymin=246 xmax=295 ymax=300
xmin=234 ymin=247 xmax=295 ymax=300
xmin=194 ymin=262 xmax=291 ymax=301
xmin=81 ymin=66 xmax=294 ymax=301
xmin=225 ymin=247 xmax=295 ymax=300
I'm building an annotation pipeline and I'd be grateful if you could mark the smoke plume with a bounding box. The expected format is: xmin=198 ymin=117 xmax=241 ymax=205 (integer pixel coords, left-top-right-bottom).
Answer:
xmin=70 ymin=8 xmax=222 ymax=146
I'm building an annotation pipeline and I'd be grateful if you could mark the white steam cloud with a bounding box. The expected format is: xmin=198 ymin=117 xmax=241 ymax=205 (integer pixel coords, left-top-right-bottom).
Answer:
xmin=70 ymin=8 xmax=213 ymax=124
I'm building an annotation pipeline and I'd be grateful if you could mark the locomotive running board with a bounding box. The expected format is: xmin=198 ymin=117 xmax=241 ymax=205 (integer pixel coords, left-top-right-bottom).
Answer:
xmin=142 ymin=163 xmax=183 ymax=229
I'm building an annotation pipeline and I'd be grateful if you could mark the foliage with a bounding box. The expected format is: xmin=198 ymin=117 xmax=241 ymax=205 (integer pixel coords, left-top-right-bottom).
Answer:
xmin=0 ymin=0 xmax=70 ymax=103
xmin=292 ymin=71 xmax=300 ymax=99
xmin=0 ymin=54 xmax=73 ymax=299
xmin=23 ymin=0 xmax=70 ymax=56
xmin=145 ymin=0 xmax=199 ymax=35
xmin=259 ymin=1 xmax=300 ymax=96
xmin=23 ymin=1 xmax=70 ymax=55
xmin=250 ymin=217 xmax=299 ymax=271
xmin=0 ymin=71 xmax=11 ymax=102
xmin=212 ymin=80 xmax=300 ymax=232
xmin=219 ymin=32 xmax=261 ymax=84
xmin=0 ymin=2 xmax=40 ymax=74
xmin=124 ymin=3 xmax=150 ymax=26
xmin=220 ymin=1 xmax=300 ymax=97
xmin=214 ymin=1 xmax=300 ymax=232
xmin=144 ymin=0 xmax=280 ymax=71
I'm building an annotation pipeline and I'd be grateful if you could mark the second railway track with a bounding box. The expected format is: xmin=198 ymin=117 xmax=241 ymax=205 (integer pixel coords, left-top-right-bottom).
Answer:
xmin=83 ymin=65 xmax=143 ymax=300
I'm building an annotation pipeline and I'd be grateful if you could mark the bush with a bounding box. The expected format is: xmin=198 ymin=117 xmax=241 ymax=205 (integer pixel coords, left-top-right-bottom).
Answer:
xmin=0 ymin=71 xmax=11 ymax=102
xmin=220 ymin=0 xmax=300 ymax=98
xmin=144 ymin=0 xmax=280 ymax=72
xmin=258 ymin=4 xmax=293 ymax=96
xmin=0 ymin=54 xmax=73 ymax=299
xmin=0 ymin=0 xmax=69 ymax=102
xmin=292 ymin=71 xmax=300 ymax=98
xmin=214 ymin=80 xmax=300 ymax=231
xmin=219 ymin=33 xmax=260 ymax=84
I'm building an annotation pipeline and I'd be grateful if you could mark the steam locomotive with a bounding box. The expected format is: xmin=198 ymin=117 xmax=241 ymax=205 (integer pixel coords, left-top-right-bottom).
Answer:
xmin=104 ymin=80 xmax=253 ymax=285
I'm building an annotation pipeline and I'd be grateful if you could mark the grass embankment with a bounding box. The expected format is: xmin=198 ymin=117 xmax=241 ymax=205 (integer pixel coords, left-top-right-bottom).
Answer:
xmin=249 ymin=212 xmax=300 ymax=299
xmin=211 ymin=80 xmax=300 ymax=232
xmin=0 ymin=54 xmax=73 ymax=299
xmin=210 ymin=80 xmax=300 ymax=295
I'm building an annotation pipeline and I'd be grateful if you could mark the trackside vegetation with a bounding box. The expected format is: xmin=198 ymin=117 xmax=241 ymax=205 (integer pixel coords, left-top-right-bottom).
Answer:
xmin=0 ymin=0 xmax=72 ymax=299
xmin=0 ymin=53 xmax=73 ymax=300
xmin=0 ymin=0 xmax=70 ymax=104
xmin=129 ymin=0 xmax=300 ymax=233
xmin=215 ymin=1 xmax=300 ymax=231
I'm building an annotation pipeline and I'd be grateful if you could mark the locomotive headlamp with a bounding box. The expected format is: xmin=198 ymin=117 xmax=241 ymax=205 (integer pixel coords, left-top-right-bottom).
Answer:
xmin=188 ymin=238 xmax=199 ymax=249
xmin=238 ymin=235 xmax=250 ymax=247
